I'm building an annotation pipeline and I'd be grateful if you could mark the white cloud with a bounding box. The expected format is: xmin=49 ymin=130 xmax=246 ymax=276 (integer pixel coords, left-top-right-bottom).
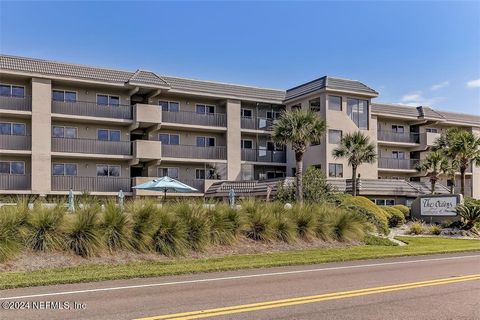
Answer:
xmin=400 ymin=91 xmax=443 ymax=107
xmin=430 ymin=81 xmax=449 ymax=91
xmin=466 ymin=79 xmax=480 ymax=88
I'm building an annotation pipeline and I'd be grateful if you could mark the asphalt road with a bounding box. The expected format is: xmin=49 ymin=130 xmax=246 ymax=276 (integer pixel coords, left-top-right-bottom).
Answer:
xmin=1 ymin=252 xmax=479 ymax=320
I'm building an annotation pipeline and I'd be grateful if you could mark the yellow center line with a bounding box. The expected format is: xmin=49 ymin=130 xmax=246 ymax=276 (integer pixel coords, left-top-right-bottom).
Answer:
xmin=135 ymin=274 xmax=480 ymax=320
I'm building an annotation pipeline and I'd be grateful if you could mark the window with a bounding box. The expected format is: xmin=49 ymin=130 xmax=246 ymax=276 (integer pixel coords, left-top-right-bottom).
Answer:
xmin=0 ymin=161 xmax=25 ymax=174
xmin=52 ymin=126 xmax=77 ymax=138
xmin=309 ymin=98 xmax=321 ymax=112
xmin=266 ymin=141 xmax=284 ymax=151
xmin=392 ymin=125 xmax=404 ymax=133
xmin=158 ymin=167 xmax=179 ymax=179
xmin=96 ymin=165 xmax=120 ymax=177
xmin=195 ymin=169 xmax=206 ymax=180
xmin=266 ymin=111 xmax=281 ymax=120
xmin=392 ymin=151 xmax=405 ymax=159
xmin=52 ymin=163 xmax=77 ymax=176
xmin=241 ymin=109 xmax=253 ymax=118
xmin=0 ymin=122 xmax=26 ymax=136
xmin=241 ymin=139 xmax=253 ymax=149
xmin=328 ymin=95 xmax=342 ymax=111
xmin=347 ymin=98 xmax=369 ymax=129
xmin=97 ymin=94 xmax=120 ymax=106
xmin=159 ymin=101 xmax=179 ymax=112
xmin=426 ymin=128 xmax=438 ymax=133
xmin=375 ymin=199 xmax=395 ymax=206
xmin=196 ymin=136 xmax=215 ymax=147
xmin=159 ymin=133 xmax=180 ymax=145
xmin=196 ymin=104 xmax=215 ymax=114
xmin=52 ymin=90 xmax=77 ymax=102
xmin=328 ymin=163 xmax=343 ymax=177
xmin=328 ymin=129 xmax=342 ymax=144
xmin=0 ymin=84 xmax=25 ymax=97
xmin=98 ymin=129 xmax=121 ymax=141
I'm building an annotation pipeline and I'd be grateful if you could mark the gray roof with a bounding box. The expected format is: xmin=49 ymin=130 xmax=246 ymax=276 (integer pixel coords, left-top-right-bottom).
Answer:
xmin=163 ymin=76 xmax=285 ymax=102
xmin=372 ymin=102 xmax=480 ymax=126
xmin=285 ymin=76 xmax=378 ymax=101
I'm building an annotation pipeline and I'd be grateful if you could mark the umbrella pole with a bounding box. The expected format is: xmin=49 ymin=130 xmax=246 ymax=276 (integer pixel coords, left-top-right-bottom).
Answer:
xmin=164 ymin=189 xmax=167 ymax=203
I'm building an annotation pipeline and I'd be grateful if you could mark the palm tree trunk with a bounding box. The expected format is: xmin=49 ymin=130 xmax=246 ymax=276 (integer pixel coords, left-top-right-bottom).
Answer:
xmin=460 ymin=167 xmax=466 ymax=196
xmin=430 ymin=177 xmax=436 ymax=195
xmin=295 ymin=152 xmax=304 ymax=203
xmin=352 ymin=165 xmax=357 ymax=196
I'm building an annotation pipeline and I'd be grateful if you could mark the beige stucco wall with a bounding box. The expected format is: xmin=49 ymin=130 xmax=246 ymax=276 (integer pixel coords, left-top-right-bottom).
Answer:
xmin=51 ymin=121 xmax=130 ymax=141
xmin=226 ymin=99 xmax=241 ymax=180
xmin=31 ymin=78 xmax=52 ymax=195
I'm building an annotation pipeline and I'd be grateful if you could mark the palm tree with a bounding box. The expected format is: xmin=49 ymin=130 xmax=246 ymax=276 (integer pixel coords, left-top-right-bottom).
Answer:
xmin=434 ymin=128 xmax=480 ymax=195
xmin=332 ymin=131 xmax=376 ymax=196
xmin=441 ymin=159 xmax=458 ymax=194
xmin=272 ymin=109 xmax=326 ymax=202
xmin=416 ymin=151 xmax=448 ymax=194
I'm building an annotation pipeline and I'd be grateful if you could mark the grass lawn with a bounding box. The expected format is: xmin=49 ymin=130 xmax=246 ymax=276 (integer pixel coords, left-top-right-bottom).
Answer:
xmin=1 ymin=236 xmax=479 ymax=290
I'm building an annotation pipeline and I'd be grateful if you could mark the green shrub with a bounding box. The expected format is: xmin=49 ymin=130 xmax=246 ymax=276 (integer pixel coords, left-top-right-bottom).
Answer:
xmin=314 ymin=204 xmax=336 ymax=241
xmin=392 ymin=205 xmax=410 ymax=218
xmin=363 ymin=235 xmax=398 ymax=246
xmin=456 ymin=203 xmax=480 ymax=230
xmin=26 ymin=204 xmax=65 ymax=251
xmin=242 ymin=200 xmax=275 ymax=241
xmin=151 ymin=210 xmax=187 ymax=256
xmin=0 ymin=205 xmax=27 ymax=262
xmin=273 ymin=215 xmax=296 ymax=243
xmin=331 ymin=210 xmax=366 ymax=242
xmin=381 ymin=206 xmax=406 ymax=228
xmin=408 ymin=221 xmax=426 ymax=235
xmin=208 ymin=203 xmax=237 ymax=245
xmin=429 ymin=225 xmax=442 ymax=235
xmin=128 ymin=201 xmax=158 ymax=251
xmin=175 ymin=202 xmax=211 ymax=251
xmin=289 ymin=204 xmax=317 ymax=241
xmin=100 ymin=201 xmax=131 ymax=252
xmin=65 ymin=206 xmax=101 ymax=257
xmin=341 ymin=196 xmax=389 ymax=235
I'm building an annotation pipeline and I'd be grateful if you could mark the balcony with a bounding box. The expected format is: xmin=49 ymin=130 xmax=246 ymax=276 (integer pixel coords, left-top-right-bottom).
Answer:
xmin=0 ymin=134 xmax=31 ymax=150
xmin=0 ymin=174 xmax=31 ymax=190
xmin=133 ymin=140 xmax=162 ymax=161
xmin=0 ymin=95 xmax=32 ymax=112
xmin=51 ymin=137 xmax=131 ymax=155
xmin=162 ymin=110 xmax=226 ymax=127
xmin=51 ymin=176 xmax=131 ymax=192
xmin=161 ymin=144 xmax=227 ymax=160
xmin=378 ymin=158 xmax=419 ymax=170
xmin=241 ymin=117 xmax=275 ymax=131
xmin=241 ymin=149 xmax=286 ymax=163
xmin=52 ymin=100 xmax=132 ymax=120
xmin=377 ymin=131 xmax=420 ymax=144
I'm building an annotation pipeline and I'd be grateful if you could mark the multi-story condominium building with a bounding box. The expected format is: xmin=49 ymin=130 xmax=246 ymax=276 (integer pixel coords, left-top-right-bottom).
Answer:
xmin=1 ymin=55 xmax=479 ymax=205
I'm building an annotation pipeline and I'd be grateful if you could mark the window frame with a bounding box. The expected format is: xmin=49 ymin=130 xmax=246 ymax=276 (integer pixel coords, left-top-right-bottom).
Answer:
xmin=346 ymin=98 xmax=369 ymax=129
xmin=96 ymin=164 xmax=121 ymax=177
xmin=0 ymin=84 xmax=25 ymax=97
xmin=0 ymin=160 xmax=25 ymax=175
xmin=97 ymin=129 xmax=121 ymax=141
xmin=309 ymin=97 xmax=321 ymax=113
xmin=196 ymin=104 xmax=216 ymax=114
xmin=158 ymin=133 xmax=180 ymax=145
xmin=391 ymin=125 xmax=405 ymax=133
xmin=52 ymin=89 xmax=78 ymax=102
xmin=328 ymin=129 xmax=342 ymax=144
xmin=159 ymin=100 xmax=180 ymax=112
xmin=426 ymin=128 xmax=438 ymax=133
xmin=241 ymin=108 xmax=253 ymax=118
xmin=241 ymin=139 xmax=253 ymax=149
xmin=0 ymin=122 xmax=26 ymax=136
xmin=52 ymin=163 xmax=78 ymax=176
xmin=52 ymin=126 xmax=78 ymax=139
xmin=195 ymin=168 xmax=206 ymax=180
xmin=328 ymin=95 xmax=342 ymax=111
xmin=328 ymin=163 xmax=343 ymax=178
xmin=96 ymin=93 xmax=121 ymax=106
xmin=157 ymin=167 xmax=179 ymax=179
xmin=196 ymin=136 xmax=216 ymax=147
xmin=392 ymin=151 xmax=405 ymax=159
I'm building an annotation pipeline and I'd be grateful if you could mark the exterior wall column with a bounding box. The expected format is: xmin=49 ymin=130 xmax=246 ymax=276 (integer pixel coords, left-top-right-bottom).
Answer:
xmin=472 ymin=127 xmax=480 ymax=199
xmin=226 ymin=99 xmax=241 ymax=180
xmin=31 ymin=78 xmax=52 ymax=196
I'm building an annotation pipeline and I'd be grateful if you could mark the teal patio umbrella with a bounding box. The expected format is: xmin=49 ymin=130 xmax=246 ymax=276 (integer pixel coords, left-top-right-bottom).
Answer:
xmin=132 ymin=177 xmax=198 ymax=201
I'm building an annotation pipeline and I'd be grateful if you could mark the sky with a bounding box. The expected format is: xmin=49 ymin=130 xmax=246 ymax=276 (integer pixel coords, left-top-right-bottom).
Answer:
xmin=0 ymin=1 xmax=479 ymax=115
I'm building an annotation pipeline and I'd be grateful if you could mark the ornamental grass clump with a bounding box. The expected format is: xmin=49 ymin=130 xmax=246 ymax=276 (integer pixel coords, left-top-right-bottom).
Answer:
xmin=242 ymin=200 xmax=275 ymax=241
xmin=408 ymin=221 xmax=426 ymax=235
xmin=100 ymin=201 xmax=131 ymax=252
xmin=128 ymin=200 xmax=158 ymax=251
xmin=151 ymin=210 xmax=187 ymax=256
xmin=175 ymin=202 xmax=211 ymax=251
xmin=289 ymin=204 xmax=317 ymax=241
xmin=208 ymin=203 xmax=238 ymax=245
xmin=0 ymin=205 xmax=27 ymax=262
xmin=331 ymin=210 xmax=366 ymax=242
xmin=314 ymin=204 xmax=337 ymax=241
xmin=25 ymin=204 xmax=66 ymax=252
xmin=65 ymin=206 xmax=102 ymax=257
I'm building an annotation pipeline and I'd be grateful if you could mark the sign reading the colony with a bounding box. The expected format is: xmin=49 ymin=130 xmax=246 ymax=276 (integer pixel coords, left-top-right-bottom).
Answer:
xmin=420 ymin=196 xmax=458 ymax=216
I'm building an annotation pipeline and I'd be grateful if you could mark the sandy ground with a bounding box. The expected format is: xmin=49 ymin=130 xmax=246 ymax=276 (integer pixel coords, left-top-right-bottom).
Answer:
xmin=0 ymin=237 xmax=353 ymax=273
